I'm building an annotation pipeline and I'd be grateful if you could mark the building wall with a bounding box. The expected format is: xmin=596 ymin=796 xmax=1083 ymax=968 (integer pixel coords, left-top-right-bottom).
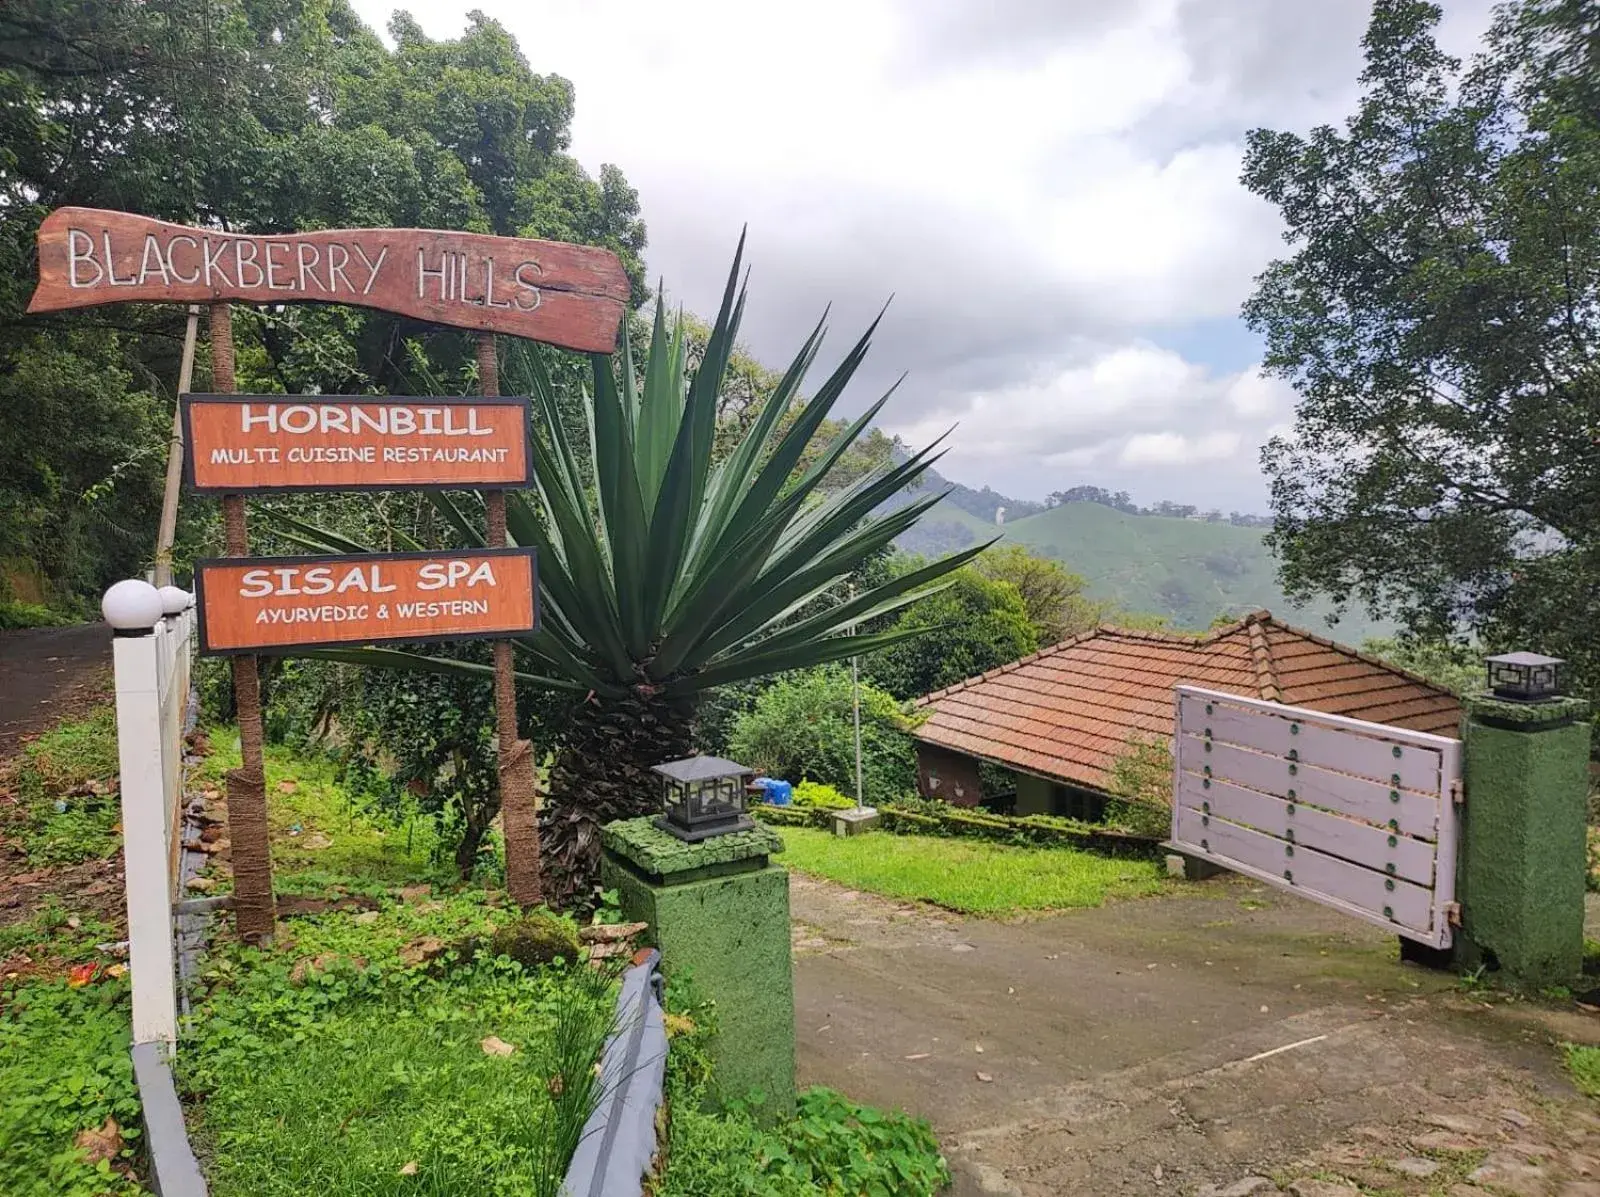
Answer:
xmin=915 ymin=743 xmax=982 ymax=807
xmin=1014 ymin=772 xmax=1054 ymax=816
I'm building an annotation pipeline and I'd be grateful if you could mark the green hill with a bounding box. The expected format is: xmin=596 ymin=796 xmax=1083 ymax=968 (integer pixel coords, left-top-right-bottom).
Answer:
xmin=895 ymin=498 xmax=1393 ymax=641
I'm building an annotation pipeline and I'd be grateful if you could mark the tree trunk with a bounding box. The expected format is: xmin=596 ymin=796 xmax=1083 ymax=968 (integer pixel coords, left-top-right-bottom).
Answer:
xmin=454 ymin=797 xmax=496 ymax=879
xmin=542 ymin=688 xmax=695 ymax=908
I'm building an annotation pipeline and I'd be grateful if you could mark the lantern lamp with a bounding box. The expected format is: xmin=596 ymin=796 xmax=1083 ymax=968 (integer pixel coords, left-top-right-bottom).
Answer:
xmin=1484 ymin=651 xmax=1565 ymax=703
xmin=652 ymin=755 xmax=756 ymax=842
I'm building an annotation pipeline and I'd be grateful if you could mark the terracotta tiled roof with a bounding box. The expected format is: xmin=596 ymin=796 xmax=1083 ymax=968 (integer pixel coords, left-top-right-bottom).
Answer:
xmin=914 ymin=610 xmax=1462 ymax=794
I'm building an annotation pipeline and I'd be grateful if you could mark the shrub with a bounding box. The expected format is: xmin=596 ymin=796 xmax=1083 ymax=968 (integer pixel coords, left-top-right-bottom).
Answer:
xmin=728 ymin=667 xmax=918 ymax=803
xmin=1103 ymin=733 xmax=1174 ymax=839
xmin=790 ymin=781 xmax=854 ymax=811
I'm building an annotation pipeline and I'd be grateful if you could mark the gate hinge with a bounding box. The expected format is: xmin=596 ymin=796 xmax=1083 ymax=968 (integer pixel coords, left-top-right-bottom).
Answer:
xmin=1445 ymin=901 xmax=1462 ymax=927
xmin=1449 ymin=778 xmax=1464 ymax=806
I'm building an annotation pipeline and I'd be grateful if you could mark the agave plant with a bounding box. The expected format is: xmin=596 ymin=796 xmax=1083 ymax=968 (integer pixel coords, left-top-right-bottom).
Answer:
xmin=283 ymin=240 xmax=980 ymax=904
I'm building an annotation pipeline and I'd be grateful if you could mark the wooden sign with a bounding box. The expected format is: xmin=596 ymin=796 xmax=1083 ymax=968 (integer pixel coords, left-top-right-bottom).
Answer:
xmin=28 ymin=207 xmax=629 ymax=353
xmin=195 ymin=548 xmax=538 ymax=655
xmin=182 ymin=394 xmax=532 ymax=494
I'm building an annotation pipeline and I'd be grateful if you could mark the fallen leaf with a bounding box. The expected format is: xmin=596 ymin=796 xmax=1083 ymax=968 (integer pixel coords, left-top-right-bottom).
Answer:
xmin=105 ymin=963 xmax=127 ymax=978
xmin=903 ymin=1053 xmax=930 ymax=1060
xmin=277 ymin=780 xmax=298 ymax=793
xmin=67 ymin=963 xmax=98 ymax=988
xmin=398 ymin=936 xmax=446 ymax=968
xmin=664 ymin=1012 xmax=696 ymax=1039
xmin=975 ymin=1071 xmax=993 ymax=1083
xmin=547 ymin=1072 xmax=564 ymax=1095
xmin=481 ymin=1035 xmax=516 ymax=1057
xmin=66 ymin=916 xmax=81 ymax=930
xmin=398 ymin=1161 xmax=418 ymax=1176
xmin=74 ymin=1117 xmax=122 ymax=1163
xmin=974 ymin=1044 xmax=984 ymax=1053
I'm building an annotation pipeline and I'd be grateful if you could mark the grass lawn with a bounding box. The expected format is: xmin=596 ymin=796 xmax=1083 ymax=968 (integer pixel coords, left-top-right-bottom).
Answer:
xmin=776 ymin=826 xmax=1165 ymax=914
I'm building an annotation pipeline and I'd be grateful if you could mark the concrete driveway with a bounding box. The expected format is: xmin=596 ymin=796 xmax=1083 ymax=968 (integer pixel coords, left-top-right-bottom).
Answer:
xmin=791 ymin=873 xmax=1600 ymax=1196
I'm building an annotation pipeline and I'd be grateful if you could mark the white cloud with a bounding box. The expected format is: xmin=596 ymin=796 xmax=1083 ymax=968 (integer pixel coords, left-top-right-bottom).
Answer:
xmin=349 ymin=0 xmax=1496 ymax=509
xmin=1119 ymin=430 xmax=1241 ymax=466
xmin=884 ymin=343 xmax=1295 ymax=501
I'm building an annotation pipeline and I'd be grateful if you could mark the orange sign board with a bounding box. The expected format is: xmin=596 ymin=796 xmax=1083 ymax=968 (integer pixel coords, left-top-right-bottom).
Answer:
xmin=182 ymin=395 xmax=532 ymax=493
xmin=195 ymin=549 xmax=537 ymax=655
xmin=29 ymin=207 xmax=629 ymax=353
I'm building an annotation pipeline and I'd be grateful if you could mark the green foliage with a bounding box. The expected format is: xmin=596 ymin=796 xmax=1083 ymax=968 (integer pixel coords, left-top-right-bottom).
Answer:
xmin=0 ymin=0 xmax=646 ymax=605
xmin=973 ymin=543 xmax=1099 ymax=645
xmin=728 ymin=667 xmax=920 ymax=802
xmin=1361 ymin=636 xmax=1484 ymax=696
xmin=281 ymin=251 xmax=976 ymax=901
xmin=294 ymin=253 xmax=974 ymax=701
xmin=182 ymin=907 xmax=618 ymax=1197
xmin=863 ymin=567 xmax=1038 ymax=699
xmin=199 ymin=728 xmax=449 ymax=892
xmin=1564 ymin=1043 xmax=1600 ymax=1099
xmin=1103 ymin=734 xmax=1176 ymax=838
xmin=790 ymin=780 xmax=855 ymax=811
xmin=0 ymin=977 xmax=143 ymax=1197
xmin=1241 ymin=0 xmax=1600 ymax=709
xmin=0 ymin=899 xmax=120 ymax=966
xmin=659 ymin=1000 xmax=948 ymax=1197
xmin=776 ymin=826 xmax=1164 ymax=915
xmin=0 ymin=600 xmax=76 ymax=629
xmin=4 ymin=706 xmax=121 ymax=866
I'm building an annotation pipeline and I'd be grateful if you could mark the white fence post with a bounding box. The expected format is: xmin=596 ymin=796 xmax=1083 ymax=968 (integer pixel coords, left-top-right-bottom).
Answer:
xmin=105 ymin=580 xmax=182 ymax=1047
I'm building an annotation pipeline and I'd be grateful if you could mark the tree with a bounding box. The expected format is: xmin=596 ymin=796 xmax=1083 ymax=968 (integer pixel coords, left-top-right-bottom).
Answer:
xmin=1360 ymin=636 xmax=1483 ymax=696
xmin=1242 ymin=0 xmax=1600 ymax=711
xmin=863 ymin=567 xmax=1038 ymax=699
xmin=972 ymin=544 xmax=1100 ymax=645
xmin=288 ymin=244 xmax=979 ymax=904
xmin=0 ymin=0 xmax=648 ymax=606
xmin=727 ymin=667 xmax=920 ymax=802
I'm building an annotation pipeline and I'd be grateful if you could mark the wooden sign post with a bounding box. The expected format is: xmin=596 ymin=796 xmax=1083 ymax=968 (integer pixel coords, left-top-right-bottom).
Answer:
xmin=33 ymin=207 xmax=629 ymax=936
xmin=194 ymin=549 xmax=537 ymax=653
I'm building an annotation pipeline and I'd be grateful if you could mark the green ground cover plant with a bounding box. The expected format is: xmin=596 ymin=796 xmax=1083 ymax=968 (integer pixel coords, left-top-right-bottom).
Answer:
xmin=657 ymin=987 xmax=948 ymax=1196
xmin=0 ymin=599 xmax=78 ymax=629
xmin=4 ymin=704 xmax=121 ymax=866
xmin=199 ymin=727 xmax=450 ymax=892
xmin=180 ymin=893 xmax=615 ymax=1197
xmin=0 ymin=974 xmax=144 ymax=1197
xmin=1567 ymin=1044 xmax=1600 ymax=1099
xmin=776 ymin=826 xmax=1164 ymax=914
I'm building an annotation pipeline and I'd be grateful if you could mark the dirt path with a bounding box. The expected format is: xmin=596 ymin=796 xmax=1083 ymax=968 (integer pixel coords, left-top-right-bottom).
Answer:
xmin=791 ymin=873 xmax=1600 ymax=1196
xmin=0 ymin=622 xmax=110 ymax=759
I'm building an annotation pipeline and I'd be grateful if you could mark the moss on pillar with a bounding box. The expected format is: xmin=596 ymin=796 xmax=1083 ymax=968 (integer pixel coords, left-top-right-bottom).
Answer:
xmin=601 ymin=816 xmax=795 ymax=1116
xmin=1457 ymin=694 xmax=1591 ymax=987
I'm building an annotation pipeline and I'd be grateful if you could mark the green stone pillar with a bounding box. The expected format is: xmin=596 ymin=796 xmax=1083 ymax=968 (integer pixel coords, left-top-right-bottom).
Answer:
xmin=1457 ymin=693 xmax=1592 ymax=987
xmin=600 ymin=817 xmax=795 ymax=1115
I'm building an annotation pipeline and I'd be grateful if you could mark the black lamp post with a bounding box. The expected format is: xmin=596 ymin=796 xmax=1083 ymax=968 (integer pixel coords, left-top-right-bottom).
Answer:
xmin=1484 ymin=652 xmax=1566 ymax=703
xmin=652 ymin=755 xmax=756 ymax=843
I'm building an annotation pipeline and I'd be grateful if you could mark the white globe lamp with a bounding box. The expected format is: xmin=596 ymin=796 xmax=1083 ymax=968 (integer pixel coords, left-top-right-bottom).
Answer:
xmin=158 ymin=585 xmax=192 ymax=617
xmin=102 ymin=579 xmax=164 ymax=634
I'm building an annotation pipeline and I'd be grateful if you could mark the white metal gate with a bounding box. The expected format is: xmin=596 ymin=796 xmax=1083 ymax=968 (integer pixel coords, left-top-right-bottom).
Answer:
xmin=1169 ymin=685 xmax=1461 ymax=948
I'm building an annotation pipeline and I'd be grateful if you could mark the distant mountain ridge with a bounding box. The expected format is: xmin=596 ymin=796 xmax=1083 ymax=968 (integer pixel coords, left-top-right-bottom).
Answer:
xmin=881 ymin=462 xmax=1394 ymax=642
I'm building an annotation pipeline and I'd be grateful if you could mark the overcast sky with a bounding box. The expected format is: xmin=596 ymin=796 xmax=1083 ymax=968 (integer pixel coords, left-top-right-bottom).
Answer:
xmin=351 ymin=0 xmax=1496 ymax=512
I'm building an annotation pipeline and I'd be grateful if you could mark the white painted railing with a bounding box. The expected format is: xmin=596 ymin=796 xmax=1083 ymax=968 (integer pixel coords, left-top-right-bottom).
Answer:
xmin=105 ymin=580 xmax=197 ymax=1046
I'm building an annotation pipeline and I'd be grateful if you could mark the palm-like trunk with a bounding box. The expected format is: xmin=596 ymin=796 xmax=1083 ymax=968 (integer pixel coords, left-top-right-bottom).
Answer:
xmin=541 ymin=689 xmax=694 ymax=908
